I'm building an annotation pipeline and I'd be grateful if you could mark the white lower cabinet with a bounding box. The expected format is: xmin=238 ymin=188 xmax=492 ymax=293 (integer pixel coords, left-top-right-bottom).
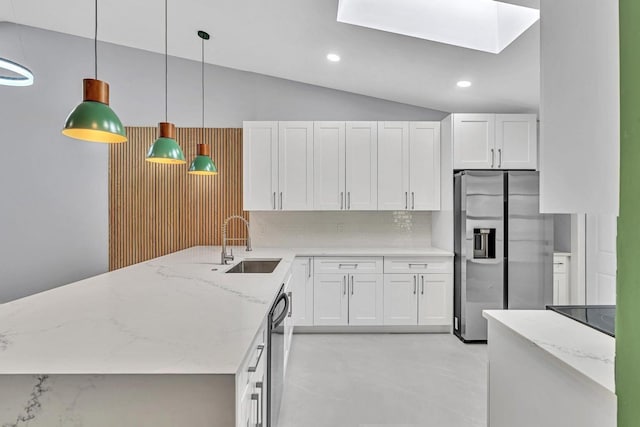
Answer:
xmin=313 ymin=273 xmax=383 ymax=326
xmin=291 ymin=257 xmax=314 ymax=326
xmin=383 ymin=274 xmax=418 ymax=325
xmin=314 ymin=274 xmax=349 ymax=325
xmin=553 ymin=254 xmax=571 ymax=305
xmin=348 ymin=274 xmax=384 ymax=325
xmin=383 ymin=271 xmax=453 ymax=326
xmin=418 ymin=274 xmax=453 ymax=326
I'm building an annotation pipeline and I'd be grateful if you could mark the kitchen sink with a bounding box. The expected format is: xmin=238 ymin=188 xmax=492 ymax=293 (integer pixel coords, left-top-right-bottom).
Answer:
xmin=225 ymin=259 xmax=281 ymax=274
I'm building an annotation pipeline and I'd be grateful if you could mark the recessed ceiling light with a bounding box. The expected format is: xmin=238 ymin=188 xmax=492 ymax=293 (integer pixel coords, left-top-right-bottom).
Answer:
xmin=337 ymin=0 xmax=540 ymax=54
xmin=327 ymin=53 xmax=341 ymax=62
xmin=457 ymin=80 xmax=472 ymax=88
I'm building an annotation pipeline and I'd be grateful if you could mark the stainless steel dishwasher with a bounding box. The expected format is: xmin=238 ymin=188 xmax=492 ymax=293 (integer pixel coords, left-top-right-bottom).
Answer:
xmin=267 ymin=285 xmax=289 ymax=427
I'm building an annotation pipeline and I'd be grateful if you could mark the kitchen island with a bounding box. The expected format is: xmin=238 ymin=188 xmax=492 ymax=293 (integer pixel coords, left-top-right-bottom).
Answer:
xmin=0 ymin=245 xmax=453 ymax=426
xmin=483 ymin=310 xmax=616 ymax=427
xmin=0 ymin=246 xmax=295 ymax=427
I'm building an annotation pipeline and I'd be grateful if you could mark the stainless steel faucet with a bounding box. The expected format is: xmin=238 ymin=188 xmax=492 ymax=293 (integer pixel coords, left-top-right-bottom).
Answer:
xmin=221 ymin=215 xmax=252 ymax=264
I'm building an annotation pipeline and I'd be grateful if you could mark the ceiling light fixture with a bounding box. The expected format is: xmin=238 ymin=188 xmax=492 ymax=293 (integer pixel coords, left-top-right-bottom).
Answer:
xmin=146 ymin=0 xmax=186 ymax=164
xmin=188 ymin=30 xmax=218 ymax=176
xmin=337 ymin=0 xmax=540 ymax=54
xmin=0 ymin=57 xmax=33 ymax=87
xmin=62 ymin=0 xmax=127 ymax=143
xmin=327 ymin=53 xmax=341 ymax=62
xmin=457 ymin=80 xmax=472 ymax=88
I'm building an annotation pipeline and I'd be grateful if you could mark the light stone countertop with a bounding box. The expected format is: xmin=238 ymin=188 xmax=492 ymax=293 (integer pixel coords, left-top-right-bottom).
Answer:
xmin=0 ymin=245 xmax=451 ymax=375
xmin=483 ymin=310 xmax=615 ymax=393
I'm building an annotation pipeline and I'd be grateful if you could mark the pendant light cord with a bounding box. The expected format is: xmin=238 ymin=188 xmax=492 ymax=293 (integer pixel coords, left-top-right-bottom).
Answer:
xmin=201 ymin=36 xmax=205 ymax=144
xmin=164 ymin=0 xmax=168 ymax=122
xmin=94 ymin=0 xmax=98 ymax=79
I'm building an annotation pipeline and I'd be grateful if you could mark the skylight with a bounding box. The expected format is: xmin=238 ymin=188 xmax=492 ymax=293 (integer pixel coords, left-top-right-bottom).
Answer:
xmin=337 ymin=0 xmax=540 ymax=54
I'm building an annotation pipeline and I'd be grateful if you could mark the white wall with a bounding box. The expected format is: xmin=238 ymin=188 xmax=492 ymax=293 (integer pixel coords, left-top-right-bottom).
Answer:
xmin=0 ymin=23 xmax=446 ymax=303
xmin=539 ymin=0 xmax=619 ymax=215
xmin=250 ymin=211 xmax=432 ymax=249
xmin=586 ymin=214 xmax=617 ymax=305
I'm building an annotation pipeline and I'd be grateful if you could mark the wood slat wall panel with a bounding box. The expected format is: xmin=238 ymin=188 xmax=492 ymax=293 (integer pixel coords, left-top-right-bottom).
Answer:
xmin=109 ymin=127 xmax=246 ymax=271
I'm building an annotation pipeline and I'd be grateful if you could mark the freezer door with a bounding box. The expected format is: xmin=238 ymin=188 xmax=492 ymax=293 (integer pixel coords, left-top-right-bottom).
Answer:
xmin=459 ymin=171 xmax=505 ymax=341
xmin=507 ymin=171 xmax=554 ymax=309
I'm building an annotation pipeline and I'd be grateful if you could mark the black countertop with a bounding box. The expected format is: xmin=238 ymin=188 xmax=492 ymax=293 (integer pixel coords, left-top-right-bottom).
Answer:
xmin=546 ymin=305 xmax=616 ymax=337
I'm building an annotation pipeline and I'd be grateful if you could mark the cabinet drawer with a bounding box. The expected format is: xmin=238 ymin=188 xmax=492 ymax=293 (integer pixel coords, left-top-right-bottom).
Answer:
xmin=553 ymin=259 xmax=567 ymax=273
xmin=238 ymin=323 xmax=267 ymax=392
xmin=314 ymin=257 xmax=383 ymax=275
xmin=384 ymin=257 xmax=453 ymax=274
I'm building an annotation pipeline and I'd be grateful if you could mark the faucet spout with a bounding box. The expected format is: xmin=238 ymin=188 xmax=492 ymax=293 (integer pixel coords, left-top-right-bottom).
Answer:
xmin=221 ymin=215 xmax=251 ymax=265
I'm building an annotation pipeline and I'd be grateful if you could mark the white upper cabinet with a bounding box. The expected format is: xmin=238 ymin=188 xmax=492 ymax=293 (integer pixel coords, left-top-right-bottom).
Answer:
xmin=495 ymin=114 xmax=537 ymax=170
xmin=278 ymin=122 xmax=314 ymax=210
xmin=452 ymin=114 xmax=537 ymax=170
xmin=378 ymin=122 xmax=441 ymax=211
xmin=410 ymin=122 xmax=441 ymax=210
xmin=453 ymin=114 xmax=495 ymax=170
xmin=345 ymin=122 xmax=378 ymax=210
xmin=377 ymin=122 xmax=410 ymax=210
xmin=314 ymin=122 xmax=346 ymax=210
xmin=243 ymin=122 xmax=278 ymax=210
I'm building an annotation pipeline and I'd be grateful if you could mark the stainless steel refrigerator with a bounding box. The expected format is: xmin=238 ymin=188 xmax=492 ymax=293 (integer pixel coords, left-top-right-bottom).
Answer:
xmin=453 ymin=171 xmax=553 ymax=342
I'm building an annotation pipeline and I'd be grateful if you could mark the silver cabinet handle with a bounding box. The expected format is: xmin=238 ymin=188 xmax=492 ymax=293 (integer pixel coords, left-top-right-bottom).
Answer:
xmin=251 ymin=390 xmax=261 ymax=427
xmin=409 ymin=263 xmax=428 ymax=268
xmin=351 ymin=276 xmax=354 ymax=295
xmin=413 ymin=275 xmax=417 ymax=295
xmin=308 ymin=258 xmax=312 ymax=278
xmin=411 ymin=192 xmax=415 ymax=210
xmin=340 ymin=192 xmax=344 ymax=210
xmin=247 ymin=344 xmax=265 ymax=372
xmin=498 ymin=148 xmax=502 ymax=168
xmin=279 ymin=192 xmax=283 ymax=210
xmin=339 ymin=263 xmax=358 ymax=269
xmin=287 ymin=291 xmax=293 ymax=317
xmin=343 ymin=276 xmax=346 ymax=295
xmin=405 ymin=192 xmax=408 ymax=209
xmin=255 ymin=381 xmax=263 ymax=427
xmin=421 ymin=275 xmax=424 ymax=295
xmin=491 ymin=149 xmax=495 ymax=168
xmin=273 ymin=192 xmax=276 ymax=210
xmin=347 ymin=192 xmax=351 ymax=210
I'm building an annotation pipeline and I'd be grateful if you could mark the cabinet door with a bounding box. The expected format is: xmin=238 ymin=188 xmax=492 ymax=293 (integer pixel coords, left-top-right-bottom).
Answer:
xmin=495 ymin=114 xmax=537 ymax=170
xmin=314 ymin=122 xmax=346 ymax=210
xmin=348 ymin=274 xmax=384 ymax=325
xmin=291 ymin=257 xmax=314 ymax=326
xmin=383 ymin=274 xmax=418 ymax=325
xmin=418 ymin=274 xmax=452 ymax=326
xmin=278 ymin=122 xmax=314 ymax=210
xmin=377 ymin=122 xmax=409 ymax=210
xmin=345 ymin=122 xmax=378 ymax=210
xmin=409 ymin=122 xmax=441 ymax=210
xmin=452 ymin=114 xmax=495 ymax=170
xmin=313 ymin=274 xmax=348 ymax=325
xmin=243 ymin=121 xmax=278 ymax=210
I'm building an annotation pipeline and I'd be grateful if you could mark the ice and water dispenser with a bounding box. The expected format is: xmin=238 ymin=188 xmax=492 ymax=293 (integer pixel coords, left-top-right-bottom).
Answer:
xmin=473 ymin=228 xmax=496 ymax=259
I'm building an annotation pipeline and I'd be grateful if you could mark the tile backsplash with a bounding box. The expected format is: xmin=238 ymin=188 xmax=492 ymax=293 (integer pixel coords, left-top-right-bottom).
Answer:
xmin=250 ymin=211 xmax=432 ymax=248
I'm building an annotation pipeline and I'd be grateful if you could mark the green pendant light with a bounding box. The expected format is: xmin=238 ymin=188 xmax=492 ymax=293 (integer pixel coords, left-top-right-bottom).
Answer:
xmin=188 ymin=30 xmax=218 ymax=176
xmin=62 ymin=0 xmax=127 ymax=144
xmin=145 ymin=0 xmax=185 ymax=164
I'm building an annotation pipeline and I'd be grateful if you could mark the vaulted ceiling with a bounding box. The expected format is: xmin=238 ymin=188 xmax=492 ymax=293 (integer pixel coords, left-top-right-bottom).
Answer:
xmin=0 ymin=0 xmax=540 ymax=113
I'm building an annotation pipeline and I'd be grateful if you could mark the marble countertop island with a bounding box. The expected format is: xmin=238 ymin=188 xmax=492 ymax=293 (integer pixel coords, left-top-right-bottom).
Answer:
xmin=483 ymin=309 xmax=615 ymax=392
xmin=0 ymin=245 xmax=451 ymax=375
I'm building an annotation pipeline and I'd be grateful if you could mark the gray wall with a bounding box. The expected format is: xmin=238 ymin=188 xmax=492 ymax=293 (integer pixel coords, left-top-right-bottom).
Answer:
xmin=0 ymin=23 xmax=445 ymax=303
xmin=553 ymin=214 xmax=572 ymax=253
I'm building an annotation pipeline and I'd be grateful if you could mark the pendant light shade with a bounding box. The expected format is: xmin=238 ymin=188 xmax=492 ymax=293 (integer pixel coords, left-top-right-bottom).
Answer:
xmin=62 ymin=0 xmax=127 ymax=144
xmin=146 ymin=122 xmax=186 ymax=164
xmin=146 ymin=0 xmax=185 ymax=164
xmin=62 ymin=79 xmax=127 ymax=143
xmin=188 ymin=30 xmax=218 ymax=176
xmin=188 ymin=143 xmax=218 ymax=175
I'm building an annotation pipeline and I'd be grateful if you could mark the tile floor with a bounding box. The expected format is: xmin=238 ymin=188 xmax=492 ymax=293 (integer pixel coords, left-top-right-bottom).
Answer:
xmin=279 ymin=334 xmax=487 ymax=427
